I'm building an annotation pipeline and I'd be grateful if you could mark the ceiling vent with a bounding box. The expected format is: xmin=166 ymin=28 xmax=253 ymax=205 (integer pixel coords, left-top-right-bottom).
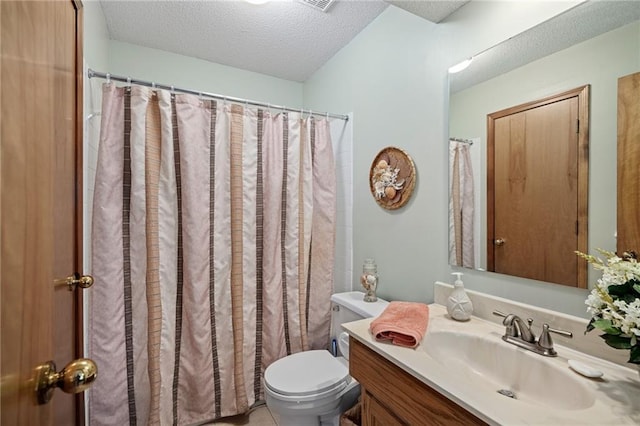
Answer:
xmin=298 ymin=0 xmax=335 ymax=13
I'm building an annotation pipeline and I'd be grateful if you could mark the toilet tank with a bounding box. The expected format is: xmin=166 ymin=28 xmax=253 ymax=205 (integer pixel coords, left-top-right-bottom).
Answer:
xmin=330 ymin=292 xmax=388 ymax=357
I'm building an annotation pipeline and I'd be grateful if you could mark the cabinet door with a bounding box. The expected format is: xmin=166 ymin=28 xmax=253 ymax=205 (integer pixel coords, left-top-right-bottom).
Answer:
xmin=362 ymin=391 xmax=406 ymax=426
xmin=350 ymin=338 xmax=486 ymax=425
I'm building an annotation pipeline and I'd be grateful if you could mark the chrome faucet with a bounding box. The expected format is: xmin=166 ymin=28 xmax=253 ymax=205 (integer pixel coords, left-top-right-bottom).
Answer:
xmin=493 ymin=310 xmax=573 ymax=357
xmin=502 ymin=313 xmax=536 ymax=343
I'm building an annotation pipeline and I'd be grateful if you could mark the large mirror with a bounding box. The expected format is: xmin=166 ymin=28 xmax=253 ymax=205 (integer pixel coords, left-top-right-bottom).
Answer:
xmin=448 ymin=1 xmax=640 ymax=287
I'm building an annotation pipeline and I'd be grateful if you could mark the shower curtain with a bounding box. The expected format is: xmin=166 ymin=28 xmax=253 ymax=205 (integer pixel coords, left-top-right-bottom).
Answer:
xmin=89 ymin=84 xmax=336 ymax=425
xmin=448 ymin=140 xmax=475 ymax=268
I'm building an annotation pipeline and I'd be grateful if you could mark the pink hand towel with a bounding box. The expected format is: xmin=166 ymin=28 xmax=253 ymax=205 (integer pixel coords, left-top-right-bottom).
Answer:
xmin=369 ymin=301 xmax=429 ymax=348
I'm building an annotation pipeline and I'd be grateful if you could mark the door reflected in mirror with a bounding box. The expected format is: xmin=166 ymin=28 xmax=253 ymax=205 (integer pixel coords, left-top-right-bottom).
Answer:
xmin=448 ymin=2 xmax=640 ymax=287
xmin=487 ymin=86 xmax=589 ymax=288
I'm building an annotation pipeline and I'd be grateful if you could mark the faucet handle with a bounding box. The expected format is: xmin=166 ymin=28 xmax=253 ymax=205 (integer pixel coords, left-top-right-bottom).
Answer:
xmin=538 ymin=324 xmax=554 ymax=350
xmin=492 ymin=311 xmax=512 ymax=332
xmin=547 ymin=325 xmax=573 ymax=338
xmin=542 ymin=324 xmax=573 ymax=338
xmin=538 ymin=324 xmax=573 ymax=355
xmin=492 ymin=310 xmax=507 ymax=318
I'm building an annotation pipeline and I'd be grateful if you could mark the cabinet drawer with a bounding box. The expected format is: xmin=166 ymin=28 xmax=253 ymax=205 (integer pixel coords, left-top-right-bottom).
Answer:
xmin=363 ymin=390 xmax=406 ymax=426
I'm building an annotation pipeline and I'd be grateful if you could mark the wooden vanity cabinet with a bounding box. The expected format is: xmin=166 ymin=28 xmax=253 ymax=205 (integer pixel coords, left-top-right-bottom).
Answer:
xmin=349 ymin=338 xmax=486 ymax=426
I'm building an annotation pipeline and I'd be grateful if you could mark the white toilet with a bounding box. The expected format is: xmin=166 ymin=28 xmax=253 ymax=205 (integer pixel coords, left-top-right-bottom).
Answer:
xmin=264 ymin=291 xmax=389 ymax=426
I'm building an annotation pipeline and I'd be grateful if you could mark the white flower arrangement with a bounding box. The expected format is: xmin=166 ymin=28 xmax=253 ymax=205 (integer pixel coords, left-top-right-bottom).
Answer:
xmin=577 ymin=249 xmax=640 ymax=364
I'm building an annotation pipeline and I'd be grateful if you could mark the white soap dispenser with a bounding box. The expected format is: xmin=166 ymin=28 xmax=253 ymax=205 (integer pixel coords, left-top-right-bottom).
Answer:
xmin=446 ymin=272 xmax=473 ymax=321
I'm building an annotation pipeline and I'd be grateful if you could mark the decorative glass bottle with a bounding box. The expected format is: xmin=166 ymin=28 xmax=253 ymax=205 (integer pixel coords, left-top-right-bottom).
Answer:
xmin=361 ymin=258 xmax=378 ymax=302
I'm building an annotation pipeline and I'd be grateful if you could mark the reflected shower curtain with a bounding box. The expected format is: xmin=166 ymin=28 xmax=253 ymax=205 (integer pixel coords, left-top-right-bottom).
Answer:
xmin=448 ymin=140 xmax=475 ymax=268
xmin=89 ymin=84 xmax=336 ymax=425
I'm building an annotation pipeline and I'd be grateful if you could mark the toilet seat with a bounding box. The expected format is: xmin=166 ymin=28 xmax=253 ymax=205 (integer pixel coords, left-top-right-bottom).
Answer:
xmin=264 ymin=350 xmax=349 ymax=400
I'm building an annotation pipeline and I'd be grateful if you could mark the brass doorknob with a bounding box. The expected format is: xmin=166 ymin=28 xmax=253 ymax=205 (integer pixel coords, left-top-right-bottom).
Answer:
xmin=495 ymin=238 xmax=506 ymax=246
xmin=34 ymin=358 xmax=97 ymax=404
xmin=54 ymin=273 xmax=94 ymax=291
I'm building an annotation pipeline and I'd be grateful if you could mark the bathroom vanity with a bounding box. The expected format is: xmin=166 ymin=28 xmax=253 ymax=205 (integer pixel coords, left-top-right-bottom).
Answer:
xmin=350 ymin=337 xmax=485 ymax=425
xmin=343 ymin=285 xmax=640 ymax=425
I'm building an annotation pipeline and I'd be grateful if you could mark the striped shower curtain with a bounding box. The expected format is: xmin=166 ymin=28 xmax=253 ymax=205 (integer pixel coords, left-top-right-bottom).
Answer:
xmin=448 ymin=140 xmax=475 ymax=268
xmin=89 ymin=84 xmax=336 ymax=425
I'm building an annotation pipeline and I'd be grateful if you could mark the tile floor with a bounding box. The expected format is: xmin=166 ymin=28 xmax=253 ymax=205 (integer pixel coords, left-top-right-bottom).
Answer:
xmin=210 ymin=404 xmax=280 ymax=426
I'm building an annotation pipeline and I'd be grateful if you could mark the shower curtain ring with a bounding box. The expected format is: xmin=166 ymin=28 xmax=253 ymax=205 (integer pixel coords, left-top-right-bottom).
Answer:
xmin=127 ymin=77 xmax=131 ymax=86
xmin=106 ymin=73 xmax=111 ymax=84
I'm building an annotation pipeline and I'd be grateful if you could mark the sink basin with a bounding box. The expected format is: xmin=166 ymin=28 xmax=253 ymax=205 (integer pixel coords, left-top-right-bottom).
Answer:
xmin=422 ymin=331 xmax=596 ymax=411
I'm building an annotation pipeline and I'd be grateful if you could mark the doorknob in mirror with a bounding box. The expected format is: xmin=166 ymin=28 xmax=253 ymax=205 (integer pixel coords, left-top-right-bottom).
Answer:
xmin=34 ymin=358 xmax=97 ymax=404
xmin=495 ymin=238 xmax=506 ymax=247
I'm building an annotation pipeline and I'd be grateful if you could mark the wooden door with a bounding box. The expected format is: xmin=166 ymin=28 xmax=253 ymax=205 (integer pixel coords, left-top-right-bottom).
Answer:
xmin=487 ymin=86 xmax=589 ymax=288
xmin=1 ymin=1 xmax=85 ymax=425
xmin=617 ymin=72 xmax=640 ymax=256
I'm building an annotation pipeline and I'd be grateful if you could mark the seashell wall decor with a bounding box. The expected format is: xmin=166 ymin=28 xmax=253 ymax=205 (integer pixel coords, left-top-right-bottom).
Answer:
xmin=369 ymin=146 xmax=416 ymax=210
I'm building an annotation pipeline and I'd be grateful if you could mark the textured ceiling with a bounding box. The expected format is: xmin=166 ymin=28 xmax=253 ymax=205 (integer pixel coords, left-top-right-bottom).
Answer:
xmin=99 ymin=0 xmax=465 ymax=82
xmin=100 ymin=0 xmax=389 ymax=82
xmin=450 ymin=1 xmax=640 ymax=93
xmin=386 ymin=0 xmax=469 ymax=23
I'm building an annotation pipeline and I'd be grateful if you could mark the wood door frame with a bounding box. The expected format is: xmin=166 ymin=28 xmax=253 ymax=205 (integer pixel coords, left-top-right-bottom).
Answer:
xmin=73 ymin=0 xmax=85 ymax=423
xmin=617 ymin=72 xmax=640 ymax=256
xmin=487 ymin=85 xmax=589 ymax=288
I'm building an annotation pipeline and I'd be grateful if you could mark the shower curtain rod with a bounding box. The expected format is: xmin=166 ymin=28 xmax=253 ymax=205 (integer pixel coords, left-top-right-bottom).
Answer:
xmin=87 ymin=68 xmax=349 ymax=121
xmin=450 ymin=137 xmax=474 ymax=145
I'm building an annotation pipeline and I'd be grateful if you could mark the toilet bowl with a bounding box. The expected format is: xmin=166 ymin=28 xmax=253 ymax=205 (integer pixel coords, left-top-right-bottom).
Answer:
xmin=264 ymin=350 xmax=359 ymax=426
xmin=264 ymin=291 xmax=389 ymax=426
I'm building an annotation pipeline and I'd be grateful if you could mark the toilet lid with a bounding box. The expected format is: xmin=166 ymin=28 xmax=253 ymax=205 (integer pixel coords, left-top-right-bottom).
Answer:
xmin=264 ymin=350 xmax=349 ymax=397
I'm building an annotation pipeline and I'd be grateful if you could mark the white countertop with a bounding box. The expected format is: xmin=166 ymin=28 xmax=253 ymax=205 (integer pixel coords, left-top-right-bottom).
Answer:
xmin=343 ymin=303 xmax=640 ymax=425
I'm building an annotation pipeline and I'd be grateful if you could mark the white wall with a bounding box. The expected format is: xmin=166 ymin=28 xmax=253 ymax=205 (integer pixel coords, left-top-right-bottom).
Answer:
xmin=82 ymin=1 xmax=111 ymax=422
xmin=83 ymin=0 xmax=111 ymax=276
xmin=303 ymin=2 xmax=601 ymax=317
xmin=108 ymin=41 xmax=304 ymax=108
xmin=304 ymin=6 xmax=444 ymax=306
xmin=331 ymin=116 xmax=354 ymax=294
